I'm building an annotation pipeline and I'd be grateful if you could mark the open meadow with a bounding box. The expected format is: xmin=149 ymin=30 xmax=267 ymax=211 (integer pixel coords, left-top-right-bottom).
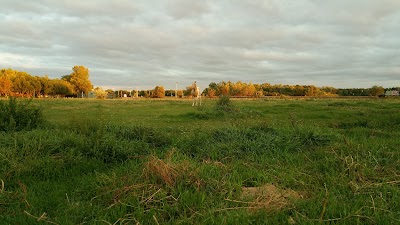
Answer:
xmin=1 ymin=97 xmax=400 ymax=224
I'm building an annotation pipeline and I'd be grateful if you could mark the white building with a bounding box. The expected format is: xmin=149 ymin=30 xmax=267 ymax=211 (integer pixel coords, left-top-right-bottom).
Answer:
xmin=385 ymin=90 xmax=399 ymax=96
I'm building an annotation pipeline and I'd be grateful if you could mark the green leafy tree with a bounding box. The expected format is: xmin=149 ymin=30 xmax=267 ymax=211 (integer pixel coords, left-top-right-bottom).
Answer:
xmin=208 ymin=82 xmax=218 ymax=91
xmin=104 ymin=89 xmax=114 ymax=98
xmin=293 ymin=85 xmax=306 ymax=96
xmin=51 ymin=79 xmax=75 ymax=96
xmin=12 ymin=72 xmax=35 ymax=97
xmin=369 ymin=85 xmax=385 ymax=96
xmin=165 ymin=90 xmax=175 ymax=97
xmin=30 ymin=76 xmax=42 ymax=97
xmin=184 ymin=85 xmax=192 ymax=96
xmin=37 ymin=75 xmax=53 ymax=96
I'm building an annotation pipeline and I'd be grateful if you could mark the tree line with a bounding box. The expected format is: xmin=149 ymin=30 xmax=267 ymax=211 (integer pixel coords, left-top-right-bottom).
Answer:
xmin=111 ymin=82 xmax=396 ymax=99
xmin=0 ymin=66 xmax=92 ymax=97
xmin=200 ymin=81 xmax=395 ymax=97
xmin=1 ymin=67 xmax=397 ymax=98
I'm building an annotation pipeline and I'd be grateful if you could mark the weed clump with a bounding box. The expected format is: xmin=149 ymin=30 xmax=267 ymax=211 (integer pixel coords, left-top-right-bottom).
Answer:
xmin=142 ymin=152 xmax=200 ymax=188
xmin=215 ymin=95 xmax=234 ymax=112
xmin=143 ymin=155 xmax=179 ymax=186
xmin=0 ymin=97 xmax=45 ymax=132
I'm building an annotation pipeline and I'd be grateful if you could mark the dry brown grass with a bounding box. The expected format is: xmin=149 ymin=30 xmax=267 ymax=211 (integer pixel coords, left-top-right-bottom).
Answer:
xmin=142 ymin=151 xmax=201 ymax=188
xmin=143 ymin=155 xmax=179 ymax=186
xmin=237 ymin=184 xmax=302 ymax=212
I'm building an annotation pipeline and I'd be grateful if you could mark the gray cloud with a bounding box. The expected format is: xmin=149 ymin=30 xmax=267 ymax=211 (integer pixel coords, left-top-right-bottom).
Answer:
xmin=166 ymin=0 xmax=210 ymax=19
xmin=1 ymin=0 xmax=399 ymax=90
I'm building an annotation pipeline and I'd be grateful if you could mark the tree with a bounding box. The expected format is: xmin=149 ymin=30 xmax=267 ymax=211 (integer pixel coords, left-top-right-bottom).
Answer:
xmin=184 ymin=85 xmax=192 ymax=96
xmin=12 ymin=72 xmax=35 ymax=97
xmin=68 ymin=66 xmax=92 ymax=96
xmin=37 ymin=75 xmax=53 ymax=96
xmin=241 ymin=83 xmax=256 ymax=97
xmin=177 ymin=90 xmax=183 ymax=98
xmin=30 ymin=76 xmax=42 ymax=97
xmin=51 ymin=79 xmax=75 ymax=96
xmin=93 ymin=87 xmax=107 ymax=99
xmin=293 ymin=85 xmax=306 ymax=96
xmin=0 ymin=76 xmax=13 ymax=97
xmin=231 ymin=81 xmax=242 ymax=96
xmin=104 ymin=89 xmax=115 ymax=98
xmin=208 ymin=89 xmax=216 ymax=98
xmin=208 ymin=82 xmax=218 ymax=90
xmin=165 ymin=89 xmax=176 ymax=97
xmin=137 ymin=90 xmax=145 ymax=97
xmin=0 ymin=69 xmax=15 ymax=97
xmin=114 ymin=90 xmax=130 ymax=97
xmin=130 ymin=89 xmax=138 ymax=98
xmin=152 ymin=86 xmax=165 ymax=98
xmin=305 ymin=85 xmax=319 ymax=96
xmin=61 ymin=74 xmax=71 ymax=82
xmin=219 ymin=82 xmax=230 ymax=96
xmin=369 ymin=85 xmax=385 ymax=96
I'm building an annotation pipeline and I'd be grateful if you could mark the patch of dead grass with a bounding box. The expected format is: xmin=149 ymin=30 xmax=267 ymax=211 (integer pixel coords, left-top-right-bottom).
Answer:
xmin=238 ymin=184 xmax=302 ymax=212
xmin=142 ymin=151 xmax=201 ymax=188
xmin=143 ymin=155 xmax=179 ymax=186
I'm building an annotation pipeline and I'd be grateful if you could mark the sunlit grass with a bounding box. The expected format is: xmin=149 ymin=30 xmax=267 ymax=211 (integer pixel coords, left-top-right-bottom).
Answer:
xmin=1 ymin=97 xmax=399 ymax=224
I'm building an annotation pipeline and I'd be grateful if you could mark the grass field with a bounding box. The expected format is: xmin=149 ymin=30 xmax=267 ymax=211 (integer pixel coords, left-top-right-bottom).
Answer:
xmin=1 ymin=97 xmax=399 ymax=224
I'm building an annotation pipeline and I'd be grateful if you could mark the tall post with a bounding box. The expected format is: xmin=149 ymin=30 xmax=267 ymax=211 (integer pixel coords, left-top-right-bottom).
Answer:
xmin=175 ymin=82 xmax=178 ymax=98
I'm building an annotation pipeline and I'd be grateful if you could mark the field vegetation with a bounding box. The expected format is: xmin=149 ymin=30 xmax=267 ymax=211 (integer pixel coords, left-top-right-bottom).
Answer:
xmin=1 ymin=97 xmax=399 ymax=224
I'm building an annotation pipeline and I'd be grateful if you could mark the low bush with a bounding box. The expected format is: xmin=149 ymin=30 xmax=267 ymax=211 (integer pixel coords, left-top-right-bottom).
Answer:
xmin=215 ymin=95 xmax=234 ymax=112
xmin=0 ymin=97 xmax=45 ymax=132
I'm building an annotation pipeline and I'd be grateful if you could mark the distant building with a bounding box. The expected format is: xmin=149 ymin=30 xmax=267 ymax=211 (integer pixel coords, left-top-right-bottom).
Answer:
xmin=385 ymin=90 xmax=399 ymax=96
xmin=88 ymin=91 xmax=96 ymax=98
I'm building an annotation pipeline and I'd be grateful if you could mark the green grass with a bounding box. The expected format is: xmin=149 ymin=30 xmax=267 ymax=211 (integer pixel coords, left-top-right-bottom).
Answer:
xmin=1 ymin=97 xmax=399 ymax=224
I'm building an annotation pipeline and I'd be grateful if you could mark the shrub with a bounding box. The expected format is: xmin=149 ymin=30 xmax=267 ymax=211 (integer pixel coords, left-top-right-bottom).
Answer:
xmin=152 ymin=86 xmax=165 ymax=98
xmin=0 ymin=97 xmax=45 ymax=131
xmin=215 ymin=95 xmax=234 ymax=112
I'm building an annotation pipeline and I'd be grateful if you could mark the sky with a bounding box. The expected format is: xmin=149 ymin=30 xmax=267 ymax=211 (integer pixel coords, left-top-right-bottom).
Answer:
xmin=1 ymin=0 xmax=399 ymax=90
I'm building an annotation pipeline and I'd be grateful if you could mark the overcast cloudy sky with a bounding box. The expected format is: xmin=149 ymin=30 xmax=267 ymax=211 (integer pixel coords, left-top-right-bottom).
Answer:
xmin=1 ymin=0 xmax=399 ymax=90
